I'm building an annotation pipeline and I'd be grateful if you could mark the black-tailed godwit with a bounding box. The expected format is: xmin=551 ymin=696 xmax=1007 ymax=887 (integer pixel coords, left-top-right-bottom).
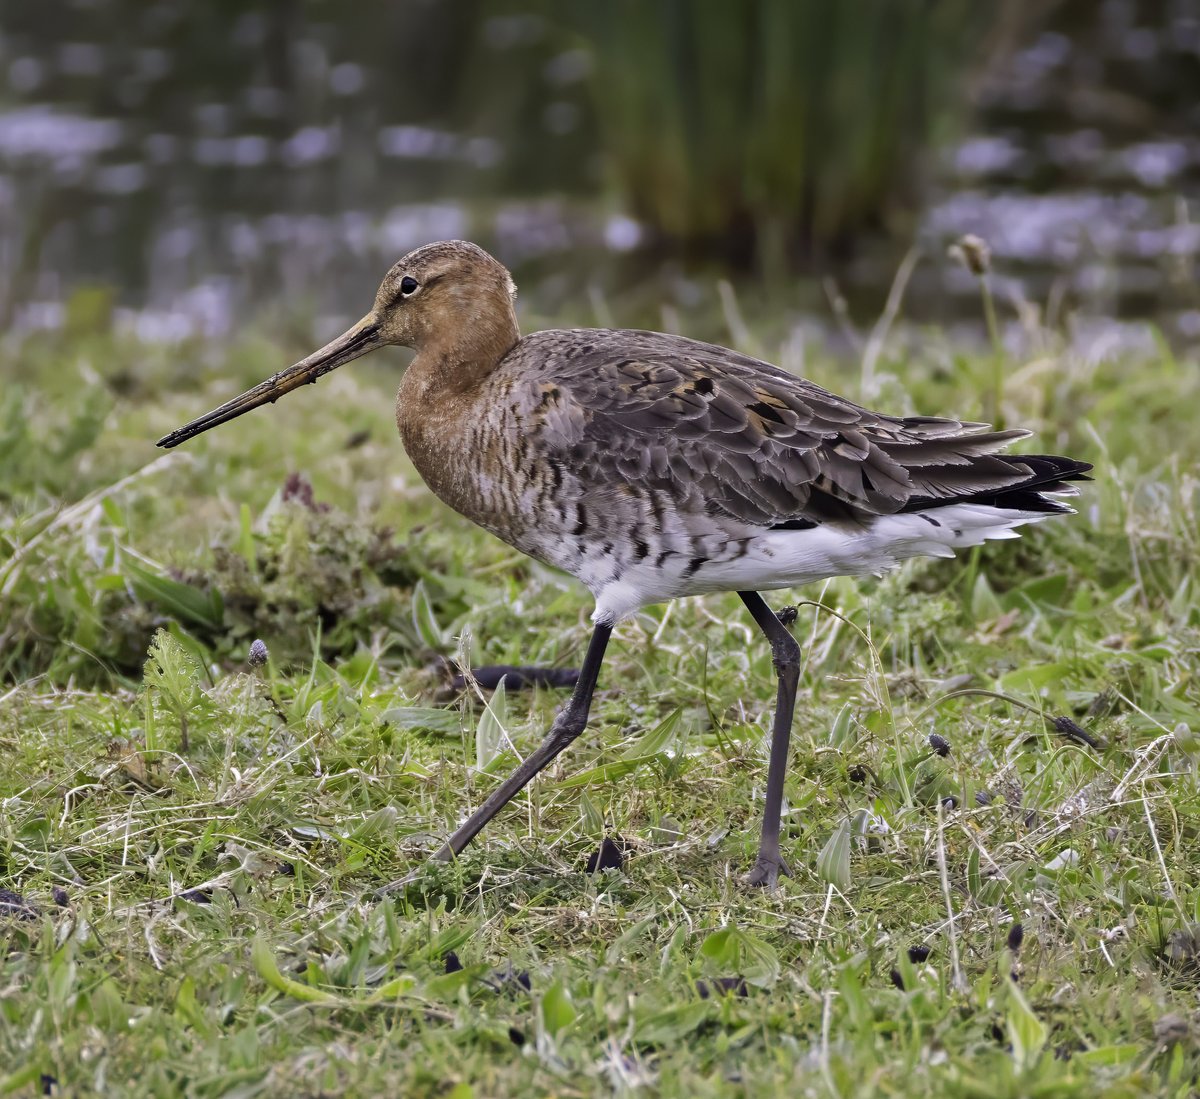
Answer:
xmin=159 ymin=240 xmax=1090 ymax=888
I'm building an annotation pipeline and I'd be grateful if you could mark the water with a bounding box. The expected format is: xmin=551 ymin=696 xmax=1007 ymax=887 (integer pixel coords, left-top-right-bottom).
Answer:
xmin=928 ymin=0 xmax=1200 ymax=344
xmin=2 ymin=0 xmax=1198 ymax=351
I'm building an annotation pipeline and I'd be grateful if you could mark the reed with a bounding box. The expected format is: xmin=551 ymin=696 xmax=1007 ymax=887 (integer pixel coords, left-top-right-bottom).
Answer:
xmin=563 ymin=0 xmax=995 ymax=265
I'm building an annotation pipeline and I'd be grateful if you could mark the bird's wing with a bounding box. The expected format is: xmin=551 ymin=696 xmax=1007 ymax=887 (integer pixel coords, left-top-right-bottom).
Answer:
xmin=519 ymin=329 xmax=1044 ymax=527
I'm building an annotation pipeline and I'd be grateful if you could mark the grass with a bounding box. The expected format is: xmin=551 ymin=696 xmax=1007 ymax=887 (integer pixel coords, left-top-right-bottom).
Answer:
xmin=2 ymin=277 xmax=1199 ymax=1097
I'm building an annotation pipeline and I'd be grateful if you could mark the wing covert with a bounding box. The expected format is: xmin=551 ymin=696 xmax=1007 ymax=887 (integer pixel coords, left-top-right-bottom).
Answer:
xmin=522 ymin=330 xmax=953 ymax=526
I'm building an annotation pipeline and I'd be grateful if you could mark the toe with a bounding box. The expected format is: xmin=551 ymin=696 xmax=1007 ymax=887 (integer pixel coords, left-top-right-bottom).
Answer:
xmin=741 ymin=855 xmax=789 ymax=890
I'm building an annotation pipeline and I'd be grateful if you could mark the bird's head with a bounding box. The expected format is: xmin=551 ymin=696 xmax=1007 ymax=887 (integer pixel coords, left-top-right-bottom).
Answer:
xmin=371 ymin=239 xmax=518 ymax=351
xmin=157 ymin=240 xmax=519 ymax=448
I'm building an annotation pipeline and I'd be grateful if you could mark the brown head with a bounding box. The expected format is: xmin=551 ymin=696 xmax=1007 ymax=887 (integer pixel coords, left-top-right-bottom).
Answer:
xmin=156 ymin=240 xmax=520 ymax=448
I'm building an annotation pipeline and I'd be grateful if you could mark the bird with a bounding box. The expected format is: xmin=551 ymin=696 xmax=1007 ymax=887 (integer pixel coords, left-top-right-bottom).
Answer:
xmin=158 ymin=239 xmax=1091 ymax=889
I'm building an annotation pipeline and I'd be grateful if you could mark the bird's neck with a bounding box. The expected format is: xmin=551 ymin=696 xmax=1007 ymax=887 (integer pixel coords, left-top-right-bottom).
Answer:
xmin=400 ymin=300 xmax=520 ymax=406
xmin=394 ymin=304 xmax=521 ymax=516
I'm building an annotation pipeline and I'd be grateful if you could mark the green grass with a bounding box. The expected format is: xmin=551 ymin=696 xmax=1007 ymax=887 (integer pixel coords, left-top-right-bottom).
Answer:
xmin=2 ymin=283 xmax=1199 ymax=1097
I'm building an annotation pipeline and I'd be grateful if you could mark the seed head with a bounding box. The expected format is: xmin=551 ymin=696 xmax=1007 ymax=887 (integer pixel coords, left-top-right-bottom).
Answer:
xmin=1007 ymin=922 xmax=1024 ymax=953
xmin=948 ymin=234 xmax=991 ymax=276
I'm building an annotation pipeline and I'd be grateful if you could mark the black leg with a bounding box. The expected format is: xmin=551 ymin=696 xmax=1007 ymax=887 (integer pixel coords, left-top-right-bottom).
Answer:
xmin=433 ymin=622 xmax=613 ymax=861
xmin=738 ymin=591 xmax=801 ymax=889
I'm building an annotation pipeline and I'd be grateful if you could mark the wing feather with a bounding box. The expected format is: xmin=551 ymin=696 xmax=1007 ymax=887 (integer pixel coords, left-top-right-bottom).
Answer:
xmin=514 ymin=329 xmax=1085 ymax=527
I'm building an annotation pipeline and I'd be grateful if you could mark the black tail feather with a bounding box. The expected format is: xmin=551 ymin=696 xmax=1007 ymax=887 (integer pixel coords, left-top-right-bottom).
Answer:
xmin=900 ymin=454 xmax=1093 ymax=515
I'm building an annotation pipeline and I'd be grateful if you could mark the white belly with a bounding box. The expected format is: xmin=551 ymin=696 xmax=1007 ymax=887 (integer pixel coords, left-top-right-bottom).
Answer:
xmin=590 ymin=503 xmax=1056 ymax=623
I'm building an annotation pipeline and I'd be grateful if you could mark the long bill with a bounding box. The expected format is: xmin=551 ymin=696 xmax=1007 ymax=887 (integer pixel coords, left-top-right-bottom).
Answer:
xmin=156 ymin=314 xmax=383 ymax=448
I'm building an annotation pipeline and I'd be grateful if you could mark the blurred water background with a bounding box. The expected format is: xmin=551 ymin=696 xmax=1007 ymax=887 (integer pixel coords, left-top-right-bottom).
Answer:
xmin=2 ymin=0 xmax=1199 ymax=353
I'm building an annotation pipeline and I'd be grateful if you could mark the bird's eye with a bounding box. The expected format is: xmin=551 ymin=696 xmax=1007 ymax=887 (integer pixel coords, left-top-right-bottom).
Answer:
xmin=399 ymin=275 xmax=419 ymax=296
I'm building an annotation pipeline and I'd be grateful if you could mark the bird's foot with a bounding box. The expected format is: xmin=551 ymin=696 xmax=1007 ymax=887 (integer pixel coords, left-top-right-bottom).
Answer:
xmin=741 ymin=851 xmax=792 ymax=891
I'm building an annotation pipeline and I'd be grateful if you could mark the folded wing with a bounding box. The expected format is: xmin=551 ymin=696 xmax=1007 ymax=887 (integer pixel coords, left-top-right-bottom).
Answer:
xmin=525 ymin=329 xmax=1090 ymax=527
